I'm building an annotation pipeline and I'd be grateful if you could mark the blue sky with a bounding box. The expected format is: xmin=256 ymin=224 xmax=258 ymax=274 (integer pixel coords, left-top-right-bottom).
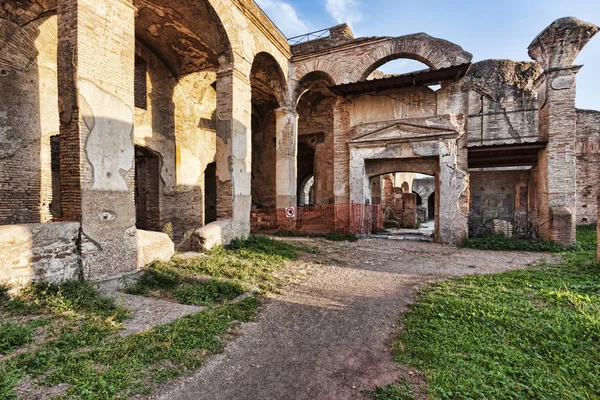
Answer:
xmin=256 ymin=0 xmax=600 ymax=110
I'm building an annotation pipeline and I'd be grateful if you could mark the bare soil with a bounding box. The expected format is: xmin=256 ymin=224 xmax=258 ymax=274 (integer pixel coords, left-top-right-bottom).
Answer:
xmin=151 ymin=238 xmax=559 ymax=400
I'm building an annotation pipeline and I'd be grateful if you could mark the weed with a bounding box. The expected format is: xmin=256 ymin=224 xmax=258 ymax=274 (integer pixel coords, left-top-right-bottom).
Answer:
xmin=364 ymin=379 xmax=415 ymax=400
xmin=324 ymin=232 xmax=358 ymax=242
xmin=463 ymin=225 xmax=597 ymax=254
xmin=0 ymin=322 xmax=33 ymax=354
xmin=173 ymin=280 xmax=245 ymax=306
xmin=143 ymin=235 xmax=299 ymax=292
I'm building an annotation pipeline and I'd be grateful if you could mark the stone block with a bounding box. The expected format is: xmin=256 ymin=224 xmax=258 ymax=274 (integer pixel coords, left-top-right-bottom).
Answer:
xmin=0 ymin=222 xmax=80 ymax=286
xmin=136 ymin=229 xmax=174 ymax=269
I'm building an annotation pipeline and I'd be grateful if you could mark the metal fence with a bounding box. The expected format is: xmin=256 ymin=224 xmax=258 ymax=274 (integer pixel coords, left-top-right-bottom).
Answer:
xmin=251 ymin=204 xmax=383 ymax=236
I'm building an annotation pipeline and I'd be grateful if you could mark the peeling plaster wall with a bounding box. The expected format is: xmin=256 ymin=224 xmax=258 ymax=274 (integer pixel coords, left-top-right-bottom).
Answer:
xmin=0 ymin=15 xmax=59 ymax=225
xmin=576 ymin=109 xmax=600 ymax=225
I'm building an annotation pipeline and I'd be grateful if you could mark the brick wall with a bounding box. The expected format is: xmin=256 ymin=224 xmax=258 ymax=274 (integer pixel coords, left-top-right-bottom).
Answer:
xmin=576 ymin=109 xmax=600 ymax=225
xmin=0 ymin=15 xmax=59 ymax=225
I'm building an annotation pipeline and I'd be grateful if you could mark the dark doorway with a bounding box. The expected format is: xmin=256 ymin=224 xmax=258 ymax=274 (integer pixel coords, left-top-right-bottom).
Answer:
xmin=297 ymin=142 xmax=315 ymax=205
xmin=204 ymin=162 xmax=217 ymax=224
xmin=50 ymin=135 xmax=62 ymax=219
xmin=428 ymin=192 xmax=435 ymax=221
xmin=135 ymin=146 xmax=160 ymax=230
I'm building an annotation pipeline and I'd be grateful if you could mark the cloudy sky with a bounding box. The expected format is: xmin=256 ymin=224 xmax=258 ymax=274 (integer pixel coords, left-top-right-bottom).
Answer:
xmin=255 ymin=0 xmax=600 ymax=110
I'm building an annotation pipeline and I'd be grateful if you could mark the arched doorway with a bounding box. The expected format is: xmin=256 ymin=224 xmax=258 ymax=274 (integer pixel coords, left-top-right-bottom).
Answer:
xmin=295 ymin=71 xmax=336 ymax=205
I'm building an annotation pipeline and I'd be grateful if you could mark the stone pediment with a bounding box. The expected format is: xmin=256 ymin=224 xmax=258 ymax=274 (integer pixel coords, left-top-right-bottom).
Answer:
xmin=350 ymin=115 xmax=464 ymax=144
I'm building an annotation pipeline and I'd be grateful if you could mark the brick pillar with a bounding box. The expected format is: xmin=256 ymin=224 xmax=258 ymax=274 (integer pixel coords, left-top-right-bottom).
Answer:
xmin=57 ymin=0 xmax=137 ymax=279
xmin=537 ymin=68 xmax=579 ymax=244
xmin=528 ymin=17 xmax=599 ymax=245
xmin=275 ymin=107 xmax=298 ymax=209
xmin=333 ymin=98 xmax=351 ymax=203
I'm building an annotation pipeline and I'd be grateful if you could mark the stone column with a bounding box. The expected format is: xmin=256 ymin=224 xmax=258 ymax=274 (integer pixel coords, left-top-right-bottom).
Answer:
xmin=528 ymin=17 xmax=598 ymax=245
xmin=193 ymin=68 xmax=252 ymax=249
xmin=348 ymin=149 xmax=366 ymax=204
xmin=275 ymin=107 xmax=298 ymax=209
xmin=57 ymin=0 xmax=137 ymax=279
xmin=437 ymin=140 xmax=469 ymax=245
xmin=333 ymin=98 xmax=351 ymax=203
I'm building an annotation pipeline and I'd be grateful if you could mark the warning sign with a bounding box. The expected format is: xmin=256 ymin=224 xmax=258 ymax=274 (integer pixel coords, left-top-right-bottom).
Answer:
xmin=285 ymin=207 xmax=296 ymax=218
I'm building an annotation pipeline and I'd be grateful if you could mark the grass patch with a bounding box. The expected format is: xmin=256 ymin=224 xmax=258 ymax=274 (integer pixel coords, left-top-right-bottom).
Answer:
xmin=381 ymin=225 xmax=600 ymax=399
xmin=464 ymin=224 xmax=598 ymax=253
xmin=0 ymin=277 xmax=260 ymax=399
xmin=125 ymin=265 xmax=245 ymax=307
xmin=0 ymin=322 xmax=33 ymax=354
xmin=364 ymin=379 xmax=414 ymax=400
xmin=145 ymin=235 xmax=300 ymax=292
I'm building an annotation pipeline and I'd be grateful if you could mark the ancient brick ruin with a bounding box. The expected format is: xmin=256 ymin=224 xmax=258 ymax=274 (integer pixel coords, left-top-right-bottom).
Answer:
xmin=1 ymin=0 xmax=599 ymax=284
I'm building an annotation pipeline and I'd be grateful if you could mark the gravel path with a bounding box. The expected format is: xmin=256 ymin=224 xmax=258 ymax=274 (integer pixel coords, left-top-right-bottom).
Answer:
xmin=155 ymin=238 xmax=559 ymax=400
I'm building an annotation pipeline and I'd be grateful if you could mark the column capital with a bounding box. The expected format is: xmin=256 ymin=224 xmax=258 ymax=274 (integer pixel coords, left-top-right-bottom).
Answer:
xmin=216 ymin=68 xmax=251 ymax=86
xmin=275 ymin=106 xmax=298 ymax=116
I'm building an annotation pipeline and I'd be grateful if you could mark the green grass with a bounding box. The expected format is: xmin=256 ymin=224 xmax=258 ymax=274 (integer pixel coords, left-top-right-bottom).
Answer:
xmin=0 ymin=279 xmax=260 ymax=399
xmin=377 ymin=226 xmax=599 ymax=399
xmin=0 ymin=322 xmax=33 ymax=354
xmin=0 ymin=236 xmax=294 ymax=398
xmin=463 ymin=224 xmax=598 ymax=253
xmin=145 ymin=235 xmax=300 ymax=292
xmin=364 ymin=379 xmax=415 ymax=400
xmin=125 ymin=265 xmax=246 ymax=307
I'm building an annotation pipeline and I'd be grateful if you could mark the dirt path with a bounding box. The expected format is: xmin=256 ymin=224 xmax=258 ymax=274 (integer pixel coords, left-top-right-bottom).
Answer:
xmin=155 ymin=238 xmax=558 ymax=400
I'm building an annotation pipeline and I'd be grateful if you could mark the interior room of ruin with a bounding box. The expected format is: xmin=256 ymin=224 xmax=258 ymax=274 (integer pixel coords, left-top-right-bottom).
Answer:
xmin=1 ymin=0 xmax=598 ymax=284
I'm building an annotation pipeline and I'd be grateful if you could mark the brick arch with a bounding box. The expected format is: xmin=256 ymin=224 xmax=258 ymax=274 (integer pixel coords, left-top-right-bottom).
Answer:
xmin=0 ymin=12 xmax=57 ymax=71
xmin=352 ymin=33 xmax=473 ymax=82
xmin=250 ymin=51 xmax=289 ymax=108
xmin=294 ymin=59 xmax=347 ymax=86
xmin=293 ymin=70 xmax=336 ymax=106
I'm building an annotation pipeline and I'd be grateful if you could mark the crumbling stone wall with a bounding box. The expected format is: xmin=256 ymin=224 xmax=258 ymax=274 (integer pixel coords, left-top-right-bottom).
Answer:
xmin=576 ymin=109 xmax=600 ymax=225
xmin=0 ymin=222 xmax=80 ymax=286
xmin=464 ymin=60 xmax=541 ymax=146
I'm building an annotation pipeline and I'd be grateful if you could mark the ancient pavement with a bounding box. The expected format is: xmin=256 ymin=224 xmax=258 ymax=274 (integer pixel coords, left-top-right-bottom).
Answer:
xmin=154 ymin=238 xmax=557 ymax=400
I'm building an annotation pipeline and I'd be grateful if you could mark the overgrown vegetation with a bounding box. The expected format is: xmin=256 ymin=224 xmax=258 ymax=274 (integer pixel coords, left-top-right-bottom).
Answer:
xmin=375 ymin=225 xmax=599 ymax=399
xmin=0 ymin=284 xmax=259 ymax=399
xmin=0 ymin=236 xmax=297 ymax=398
xmin=463 ymin=224 xmax=598 ymax=252
xmin=144 ymin=235 xmax=300 ymax=292
xmin=125 ymin=265 xmax=245 ymax=306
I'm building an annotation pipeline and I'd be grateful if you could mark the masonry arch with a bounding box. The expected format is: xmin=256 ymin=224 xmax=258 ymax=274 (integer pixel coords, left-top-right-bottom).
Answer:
xmin=133 ymin=2 xmax=228 ymax=239
xmin=354 ymin=33 xmax=473 ymax=82
xmin=295 ymin=71 xmax=336 ymax=205
xmin=134 ymin=0 xmax=233 ymax=75
xmin=250 ymin=52 xmax=288 ymax=209
xmin=0 ymin=10 xmax=61 ymax=225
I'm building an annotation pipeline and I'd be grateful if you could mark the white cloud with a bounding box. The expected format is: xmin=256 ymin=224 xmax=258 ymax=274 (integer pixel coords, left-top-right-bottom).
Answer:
xmin=255 ymin=0 xmax=310 ymax=38
xmin=325 ymin=0 xmax=363 ymax=28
